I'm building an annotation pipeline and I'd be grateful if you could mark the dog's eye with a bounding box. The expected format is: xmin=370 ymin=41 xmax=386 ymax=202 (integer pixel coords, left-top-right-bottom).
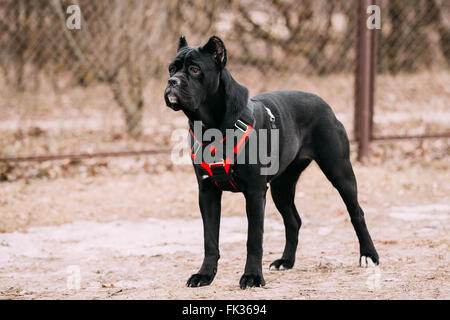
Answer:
xmin=169 ymin=66 xmax=176 ymax=74
xmin=189 ymin=66 xmax=200 ymax=74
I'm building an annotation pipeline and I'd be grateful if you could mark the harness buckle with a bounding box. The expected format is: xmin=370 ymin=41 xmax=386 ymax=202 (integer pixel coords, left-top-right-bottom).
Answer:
xmin=235 ymin=119 xmax=248 ymax=132
xmin=265 ymin=107 xmax=275 ymax=122
xmin=192 ymin=141 xmax=201 ymax=157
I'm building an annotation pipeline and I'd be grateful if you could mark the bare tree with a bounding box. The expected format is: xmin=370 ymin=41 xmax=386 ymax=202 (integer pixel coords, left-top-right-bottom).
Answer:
xmin=50 ymin=0 xmax=179 ymax=135
xmin=230 ymin=0 xmax=358 ymax=74
xmin=1 ymin=0 xmax=448 ymax=109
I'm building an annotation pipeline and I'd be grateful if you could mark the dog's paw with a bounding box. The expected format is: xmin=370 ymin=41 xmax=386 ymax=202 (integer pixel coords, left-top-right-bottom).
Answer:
xmin=269 ymin=259 xmax=294 ymax=271
xmin=360 ymin=254 xmax=379 ymax=268
xmin=186 ymin=273 xmax=215 ymax=287
xmin=239 ymin=273 xmax=265 ymax=290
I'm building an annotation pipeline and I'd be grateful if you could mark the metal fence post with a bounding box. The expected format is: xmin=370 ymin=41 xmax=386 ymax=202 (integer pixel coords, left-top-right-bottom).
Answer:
xmin=355 ymin=0 xmax=377 ymax=162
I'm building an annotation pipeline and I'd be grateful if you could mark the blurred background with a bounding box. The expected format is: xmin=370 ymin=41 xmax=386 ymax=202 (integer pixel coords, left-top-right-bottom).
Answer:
xmin=0 ymin=0 xmax=449 ymax=181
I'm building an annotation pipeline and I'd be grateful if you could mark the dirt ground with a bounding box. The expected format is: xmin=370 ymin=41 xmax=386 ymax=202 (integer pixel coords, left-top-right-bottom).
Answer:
xmin=0 ymin=156 xmax=449 ymax=300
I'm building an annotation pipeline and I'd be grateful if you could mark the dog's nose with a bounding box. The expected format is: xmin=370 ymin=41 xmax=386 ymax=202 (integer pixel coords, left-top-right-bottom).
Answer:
xmin=168 ymin=77 xmax=180 ymax=87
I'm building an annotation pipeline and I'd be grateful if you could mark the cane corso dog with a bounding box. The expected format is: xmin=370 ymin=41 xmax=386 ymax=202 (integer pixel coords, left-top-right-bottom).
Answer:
xmin=164 ymin=35 xmax=379 ymax=289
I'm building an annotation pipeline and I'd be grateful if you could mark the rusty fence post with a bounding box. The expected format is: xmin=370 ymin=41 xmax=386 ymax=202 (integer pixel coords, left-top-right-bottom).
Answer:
xmin=355 ymin=0 xmax=378 ymax=162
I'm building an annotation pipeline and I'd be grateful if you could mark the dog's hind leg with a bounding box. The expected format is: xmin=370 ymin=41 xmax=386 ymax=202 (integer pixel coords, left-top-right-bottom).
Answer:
xmin=313 ymin=119 xmax=379 ymax=267
xmin=269 ymin=158 xmax=311 ymax=270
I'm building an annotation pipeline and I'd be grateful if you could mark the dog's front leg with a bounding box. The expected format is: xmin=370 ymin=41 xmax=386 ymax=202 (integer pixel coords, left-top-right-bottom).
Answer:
xmin=186 ymin=184 xmax=222 ymax=287
xmin=240 ymin=187 xmax=267 ymax=289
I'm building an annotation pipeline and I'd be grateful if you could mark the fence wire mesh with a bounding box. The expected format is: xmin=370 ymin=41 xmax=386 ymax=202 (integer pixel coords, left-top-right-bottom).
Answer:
xmin=0 ymin=0 xmax=449 ymax=176
xmin=378 ymin=0 xmax=450 ymax=74
xmin=373 ymin=0 xmax=450 ymax=140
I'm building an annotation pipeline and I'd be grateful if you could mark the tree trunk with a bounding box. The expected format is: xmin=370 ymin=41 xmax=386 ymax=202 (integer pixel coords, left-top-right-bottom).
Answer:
xmin=110 ymin=78 xmax=144 ymax=136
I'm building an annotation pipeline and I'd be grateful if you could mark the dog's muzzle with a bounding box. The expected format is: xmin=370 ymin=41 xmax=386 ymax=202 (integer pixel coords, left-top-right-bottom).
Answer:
xmin=165 ymin=77 xmax=181 ymax=110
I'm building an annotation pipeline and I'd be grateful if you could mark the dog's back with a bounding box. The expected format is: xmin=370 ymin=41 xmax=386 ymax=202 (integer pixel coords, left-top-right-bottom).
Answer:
xmin=253 ymin=90 xmax=336 ymax=128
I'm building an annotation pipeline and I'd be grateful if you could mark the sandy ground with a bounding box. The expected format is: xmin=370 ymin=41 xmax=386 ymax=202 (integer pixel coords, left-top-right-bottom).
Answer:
xmin=0 ymin=159 xmax=449 ymax=300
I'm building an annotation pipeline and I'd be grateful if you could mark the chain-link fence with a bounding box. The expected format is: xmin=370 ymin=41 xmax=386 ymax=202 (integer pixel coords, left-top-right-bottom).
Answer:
xmin=378 ymin=0 xmax=449 ymax=74
xmin=372 ymin=0 xmax=450 ymax=140
xmin=0 ymin=0 xmax=449 ymax=168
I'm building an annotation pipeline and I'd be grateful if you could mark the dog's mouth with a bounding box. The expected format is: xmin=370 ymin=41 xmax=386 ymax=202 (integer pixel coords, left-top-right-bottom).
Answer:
xmin=165 ymin=89 xmax=198 ymax=113
xmin=164 ymin=89 xmax=182 ymax=111
xmin=167 ymin=94 xmax=178 ymax=104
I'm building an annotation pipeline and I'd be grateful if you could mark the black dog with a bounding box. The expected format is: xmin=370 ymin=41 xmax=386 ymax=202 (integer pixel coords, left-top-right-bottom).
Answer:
xmin=164 ymin=35 xmax=379 ymax=289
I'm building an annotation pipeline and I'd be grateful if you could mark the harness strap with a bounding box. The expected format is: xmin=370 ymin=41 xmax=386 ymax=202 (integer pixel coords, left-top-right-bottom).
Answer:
xmin=188 ymin=100 xmax=275 ymax=192
xmin=189 ymin=114 xmax=254 ymax=192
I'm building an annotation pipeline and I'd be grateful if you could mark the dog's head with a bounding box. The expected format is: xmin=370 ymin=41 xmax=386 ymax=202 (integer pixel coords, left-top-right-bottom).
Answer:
xmin=164 ymin=35 xmax=227 ymax=112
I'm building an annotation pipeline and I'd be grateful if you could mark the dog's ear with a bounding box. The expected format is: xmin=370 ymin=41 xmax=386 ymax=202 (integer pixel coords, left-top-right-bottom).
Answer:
xmin=178 ymin=35 xmax=188 ymax=52
xmin=202 ymin=36 xmax=227 ymax=68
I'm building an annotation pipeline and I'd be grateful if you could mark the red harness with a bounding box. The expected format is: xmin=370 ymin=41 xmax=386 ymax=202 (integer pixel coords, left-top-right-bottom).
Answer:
xmin=189 ymin=119 xmax=254 ymax=192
